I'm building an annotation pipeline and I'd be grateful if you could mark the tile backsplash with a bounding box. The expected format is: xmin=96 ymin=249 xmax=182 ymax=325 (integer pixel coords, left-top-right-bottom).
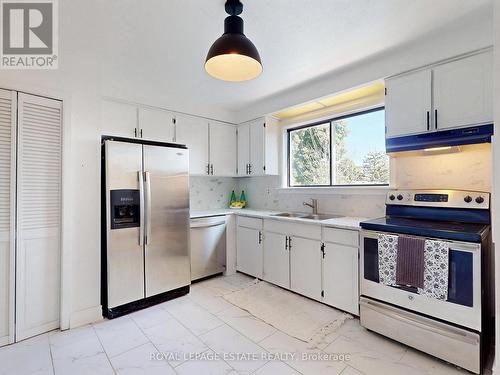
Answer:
xmin=391 ymin=144 xmax=491 ymax=192
xmin=238 ymin=176 xmax=386 ymax=218
xmin=189 ymin=176 xmax=237 ymax=210
xmin=189 ymin=175 xmax=385 ymax=217
xmin=190 ymin=143 xmax=491 ymax=218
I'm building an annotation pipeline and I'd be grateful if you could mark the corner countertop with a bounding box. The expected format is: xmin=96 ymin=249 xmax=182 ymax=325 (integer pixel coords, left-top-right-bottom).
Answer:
xmin=190 ymin=209 xmax=367 ymax=230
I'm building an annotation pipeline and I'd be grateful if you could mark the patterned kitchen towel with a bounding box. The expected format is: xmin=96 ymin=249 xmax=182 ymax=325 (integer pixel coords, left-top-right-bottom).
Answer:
xmin=418 ymin=240 xmax=449 ymax=300
xmin=396 ymin=235 xmax=425 ymax=289
xmin=377 ymin=234 xmax=398 ymax=286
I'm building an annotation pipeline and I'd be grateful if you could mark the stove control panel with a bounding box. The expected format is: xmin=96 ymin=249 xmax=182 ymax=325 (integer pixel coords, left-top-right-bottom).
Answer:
xmin=386 ymin=189 xmax=489 ymax=209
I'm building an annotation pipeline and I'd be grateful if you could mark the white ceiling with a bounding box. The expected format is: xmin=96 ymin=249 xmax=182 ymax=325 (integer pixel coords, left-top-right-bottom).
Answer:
xmin=98 ymin=0 xmax=492 ymax=121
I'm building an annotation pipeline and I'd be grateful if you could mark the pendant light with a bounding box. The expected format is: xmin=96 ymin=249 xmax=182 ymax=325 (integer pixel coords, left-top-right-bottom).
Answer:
xmin=205 ymin=0 xmax=262 ymax=82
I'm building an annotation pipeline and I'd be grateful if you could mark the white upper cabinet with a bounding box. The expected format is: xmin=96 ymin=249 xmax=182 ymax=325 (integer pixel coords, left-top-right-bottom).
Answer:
xmin=176 ymin=114 xmax=209 ymax=175
xmin=385 ymin=50 xmax=493 ymax=138
xmin=249 ymin=119 xmax=265 ymax=176
xmin=101 ymin=99 xmax=238 ymax=176
xmin=385 ymin=69 xmax=432 ymax=137
xmin=138 ymin=107 xmax=175 ymax=142
xmin=433 ymin=51 xmax=493 ymax=130
xmin=101 ymin=100 xmax=138 ymax=138
xmin=237 ymin=123 xmax=250 ymax=176
xmin=237 ymin=116 xmax=279 ymax=176
xmin=209 ymin=122 xmax=237 ymax=176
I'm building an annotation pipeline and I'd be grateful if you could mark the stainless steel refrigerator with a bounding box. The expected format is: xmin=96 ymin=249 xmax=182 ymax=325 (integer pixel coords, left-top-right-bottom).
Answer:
xmin=101 ymin=138 xmax=190 ymax=318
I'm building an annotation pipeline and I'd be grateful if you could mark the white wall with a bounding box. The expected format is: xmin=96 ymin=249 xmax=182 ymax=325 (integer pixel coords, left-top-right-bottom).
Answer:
xmin=0 ymin=0 xmax=236 ymax=329
xmin=237 ymin=8 xmax=493 ymax=123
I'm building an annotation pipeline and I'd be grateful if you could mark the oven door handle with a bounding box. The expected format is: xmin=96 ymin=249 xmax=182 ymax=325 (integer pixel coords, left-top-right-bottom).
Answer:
xmin=360 ymin=298 xmax=479 ymax=345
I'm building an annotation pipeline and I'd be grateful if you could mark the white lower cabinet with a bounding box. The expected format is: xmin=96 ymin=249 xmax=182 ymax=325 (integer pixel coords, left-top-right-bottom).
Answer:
xmin=290 ymin=236 xmax=322 ymax=300
xmin=236 ymin=217 xmax=360 ymax=315
xmin=263 ymin=231 xmax=289 ymax=289
xmin=236 ymin=218 xmax=263 ymax=278
xmin=322 ymin=242 xmax=359 ymax=314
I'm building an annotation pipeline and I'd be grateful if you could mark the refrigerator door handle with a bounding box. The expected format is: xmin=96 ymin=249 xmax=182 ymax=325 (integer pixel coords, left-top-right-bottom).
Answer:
xmin=138 ymin=171 xmax=145 ymax=246
xmin=145 ymin=171 xmax=152 ymax=245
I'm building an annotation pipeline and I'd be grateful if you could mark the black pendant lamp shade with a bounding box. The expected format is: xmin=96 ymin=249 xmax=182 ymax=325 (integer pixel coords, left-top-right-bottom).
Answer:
xmin=205 ymin=0 xmax=262 ymax=82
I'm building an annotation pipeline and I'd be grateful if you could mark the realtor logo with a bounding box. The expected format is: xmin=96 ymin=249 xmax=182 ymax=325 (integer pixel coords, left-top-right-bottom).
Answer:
xmin=0 ymin=0 xmax=58 ymax=69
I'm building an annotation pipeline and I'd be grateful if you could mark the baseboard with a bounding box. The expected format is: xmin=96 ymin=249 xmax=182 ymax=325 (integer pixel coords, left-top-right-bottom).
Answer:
xmin=0 ymin=336 xmax=10 ymax=348
xmin=69 ymin=305 xmax=103 ymax=329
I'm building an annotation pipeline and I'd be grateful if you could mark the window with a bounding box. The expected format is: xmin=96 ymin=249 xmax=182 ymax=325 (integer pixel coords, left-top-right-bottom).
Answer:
xmin=288 ymin=108 xmax=388 ymax=187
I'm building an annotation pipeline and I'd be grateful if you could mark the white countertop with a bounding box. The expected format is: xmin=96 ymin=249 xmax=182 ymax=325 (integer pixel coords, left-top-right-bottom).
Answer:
xmin=190 ymin=208 xmax=367 ymax=230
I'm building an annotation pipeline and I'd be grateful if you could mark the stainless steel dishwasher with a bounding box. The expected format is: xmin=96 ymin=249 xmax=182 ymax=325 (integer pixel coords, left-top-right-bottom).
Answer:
xmin=190 ymin=216 xmax=227 ymax=281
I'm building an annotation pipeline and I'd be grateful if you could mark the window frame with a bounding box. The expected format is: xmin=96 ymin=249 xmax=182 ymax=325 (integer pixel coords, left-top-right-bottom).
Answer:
xmin=287 ymin=106 xmax=387 ymax=188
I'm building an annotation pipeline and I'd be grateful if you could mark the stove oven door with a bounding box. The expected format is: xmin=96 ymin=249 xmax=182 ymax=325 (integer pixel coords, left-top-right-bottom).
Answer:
xmin=360 ymin=230 xmax=481 ymax=331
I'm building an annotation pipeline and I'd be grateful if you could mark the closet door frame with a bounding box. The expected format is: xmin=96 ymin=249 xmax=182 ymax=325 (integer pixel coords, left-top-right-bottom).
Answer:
xmin=0 ymin=89 xmax=17 ymax=346
xmin=8 ymin=92 xmax=16 ymax=345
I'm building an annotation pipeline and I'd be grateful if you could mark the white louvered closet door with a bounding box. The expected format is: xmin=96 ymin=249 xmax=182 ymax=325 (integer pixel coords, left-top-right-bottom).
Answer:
xmin=16 ymin=93 xmax=62 ymax=341
xmin=0 ymin=89 xmax=16 ymax=346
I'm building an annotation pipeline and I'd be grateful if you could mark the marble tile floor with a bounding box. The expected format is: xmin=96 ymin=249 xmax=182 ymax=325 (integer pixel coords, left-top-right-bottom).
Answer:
xmin=0 ymin=273 xmax=492 ymax=375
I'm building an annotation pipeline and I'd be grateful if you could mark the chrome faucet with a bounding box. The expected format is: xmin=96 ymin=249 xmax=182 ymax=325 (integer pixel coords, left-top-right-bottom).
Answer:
xmin=303 ymin=198 xmax=318 ymax=214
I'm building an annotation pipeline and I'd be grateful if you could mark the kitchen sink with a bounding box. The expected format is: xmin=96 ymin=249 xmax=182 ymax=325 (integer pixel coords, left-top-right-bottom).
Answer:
xmin=271 ymin=212 xmax=308 ymax=218
xmin=300 ymin=214 xmax=343 ymax=220
xmin=271 ymin=212 xmax=342 ymax=221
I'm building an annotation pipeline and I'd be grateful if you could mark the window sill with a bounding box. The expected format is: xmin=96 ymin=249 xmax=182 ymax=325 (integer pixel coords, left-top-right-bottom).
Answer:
xmin=276 ymin=185 xmax=390 ymax=195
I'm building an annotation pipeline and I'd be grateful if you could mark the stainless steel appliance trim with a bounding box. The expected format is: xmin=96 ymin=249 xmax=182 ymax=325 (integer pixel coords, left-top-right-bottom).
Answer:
xmin=145 ymin=171 xmax=152 ymax=245
xmin=143 ymin=144 xmax=190 ymax=297
xmin=384 ymin=189 xmax=490 ymax=209
xmin=360 ymin=297 xmax=480 ymax=374
xmin=360 ymin=298 xmax=479 ymax=345
xmin=360 ymin=229 xmax=482 ymax=330
xmin=104 ymin=140 xmax=145 ymax=308
xmin=138 ymin=171 xmax=144 ymax=246
xmin=190 ymin=218 xmax=227 ymax=228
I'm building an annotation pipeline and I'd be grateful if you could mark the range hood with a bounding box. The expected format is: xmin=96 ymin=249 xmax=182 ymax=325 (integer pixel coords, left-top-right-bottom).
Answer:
xmin=386 ymin=124 xmax=494 ymax=153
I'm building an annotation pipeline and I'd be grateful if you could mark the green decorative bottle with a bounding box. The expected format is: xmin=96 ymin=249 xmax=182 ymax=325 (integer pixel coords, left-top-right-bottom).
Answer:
xmin=230 ymin=190 xmax=237 ymax=206
xmin=240 ymin=190 xmax=247 ymax=208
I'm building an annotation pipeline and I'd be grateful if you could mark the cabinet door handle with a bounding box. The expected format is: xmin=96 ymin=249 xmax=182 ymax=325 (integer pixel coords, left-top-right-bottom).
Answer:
xmin=134 ymin=128 xmax=137 ymax=137
xmin=246 ymin=163 xmax=249 ymax=175
xmin=207 ymin=163 xmax=210 ymax=175
xmin=434 ymin=109 xmax=438 ymax=129
xmin=248 ymin=164 xmax=252 ymax=175
xmin=140 ymin=128 xmax=143 ymax=138
xmin=210 ymin=164 xmax=214 ymax=175
xmin=258 ymin=231 xmax=262 ymax=244
xmin=288 ymin=237 xmax=292 ymax=250
xmin=426 ymin=111 xmax=430 ymax=131
xmin=285 ymin=236 xmax=289 ymax=250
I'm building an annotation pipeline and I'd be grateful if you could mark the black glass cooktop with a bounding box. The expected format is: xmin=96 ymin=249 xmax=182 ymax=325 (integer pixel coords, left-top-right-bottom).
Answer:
xmin=360 ymin=216 xmax=489 ymax=243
